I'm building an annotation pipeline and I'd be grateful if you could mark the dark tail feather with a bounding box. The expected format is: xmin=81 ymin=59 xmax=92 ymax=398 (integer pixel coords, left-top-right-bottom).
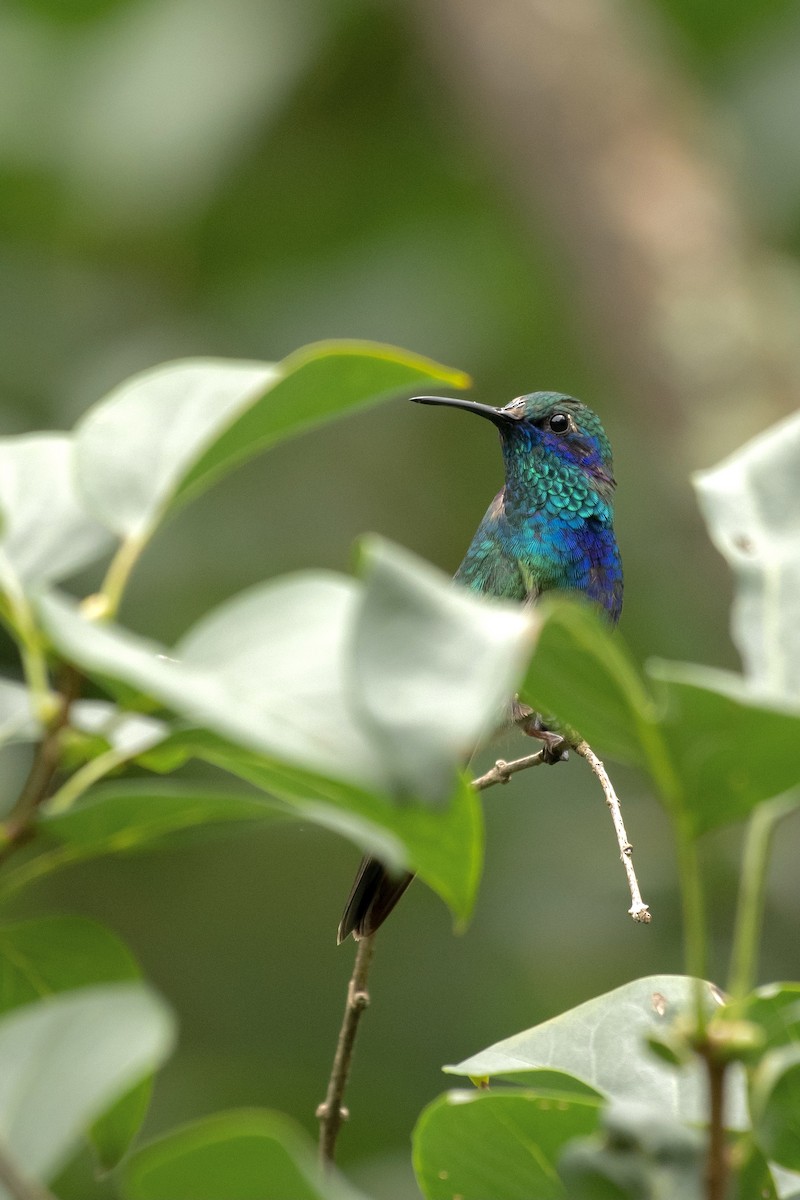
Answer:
xmin=337 ymin=857 xmax=414 ymax=943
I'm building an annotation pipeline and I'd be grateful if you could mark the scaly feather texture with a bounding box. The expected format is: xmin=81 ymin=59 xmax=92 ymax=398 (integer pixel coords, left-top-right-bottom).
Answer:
xmin=337 ymin=391 xmax=622 ymax=943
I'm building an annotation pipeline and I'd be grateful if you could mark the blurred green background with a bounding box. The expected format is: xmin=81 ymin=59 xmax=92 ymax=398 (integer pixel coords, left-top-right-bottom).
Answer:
xmin=2 ymin=0 xmax=800 ymax=1196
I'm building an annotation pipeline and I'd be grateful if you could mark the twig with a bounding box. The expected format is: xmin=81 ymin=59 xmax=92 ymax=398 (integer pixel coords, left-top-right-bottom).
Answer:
xmin=317 ymin=933 xmax=377 ymax=1167
xmin=0 ymin=666 xmax=81 ymax=859
xmin=573 ymin=739 xmax=651 ymax=923
xmin=699 ymin=1046 xmax=729 ymax=1200
xmin=472 ymin=750 xmax=547 ymax=790
xmin=0 ymin=1141 xmax=57 ymax=1200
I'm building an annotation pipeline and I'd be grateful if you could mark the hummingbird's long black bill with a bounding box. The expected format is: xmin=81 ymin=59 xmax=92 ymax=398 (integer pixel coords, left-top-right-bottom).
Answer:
xmin=410 ymin=395 xmax=518 ymax=428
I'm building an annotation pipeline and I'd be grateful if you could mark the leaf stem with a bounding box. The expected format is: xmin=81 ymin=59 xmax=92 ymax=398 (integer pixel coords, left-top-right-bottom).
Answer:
xmin=727 ymin=794 xmax=797 ymax=1007
xmin=674 ymin=815 xmax=708 ymax=1029
xmin=317 ymin=933 xmax=377 ymax=1167
xmin=6 ymin=590 xmax=52 ymax=719
xmin=96 ymin=534 xmax=145 ymax=620
xmin=45 ymin=746 xmax=129 ymax=816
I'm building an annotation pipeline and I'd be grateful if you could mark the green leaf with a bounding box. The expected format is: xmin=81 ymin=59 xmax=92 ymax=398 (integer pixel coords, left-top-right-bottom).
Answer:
xmin=0 ymin=914 xmax=140 ymax=1011
xmin=694 ymin=408 xmax=800 ymax=701
xmin=351 ymin=537 xmax=532 ymax=802
xmin=121 ymin=1109 xmax=367 ymax=1200
xmin=517 ymin=599 xmax=659 ymax=767
xmin=413 ymin=1088 xmax=601 ymax=1200
xmin=41 ymin=781 xmax=279 ymax=853
xmin=0 ymin=434 xmax=113 ymax=593
xmin=0 ymin=678 xmax=37 ymax=746
xmin=743 ymin=983 xmax=800 ymax=1050
xmin=647 ymin=662 xmax=800 ymax=834
xmin=177 ymin=341 xmax=471 ymax=506
xmin=727 ymin=1141 xmax=780 ymax=1200
xmin=165 ymin=736 xmax=483 ymax=927
xmin=38 ymin=578 xmax=386 ymax=790
xmin=558 ymin=1102 xmax=705 ymax=1200
xmin=75 ymin=342 xmax=468 ymax=542
xmin=38 ymin=582 xmax=486 ymax=921
xmin=0 ymin=785 xmax=282 ymax=905
xmin=0 ymin=982 xmax=174 ymax=1187
xmin=444 ymin=975 xmax=748 ymax=1129
xmin=0 ymin=915 xmax=150 ymax=1173
xmin=70 ymin=701 xmax=170 ymax=757
xmin=752 ymin=1045 xmax=800 ymax=1170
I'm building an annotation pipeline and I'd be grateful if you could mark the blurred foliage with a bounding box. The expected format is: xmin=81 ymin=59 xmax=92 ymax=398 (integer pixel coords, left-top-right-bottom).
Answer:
xmin=0 ymin=1 xmax=798 ymax=1198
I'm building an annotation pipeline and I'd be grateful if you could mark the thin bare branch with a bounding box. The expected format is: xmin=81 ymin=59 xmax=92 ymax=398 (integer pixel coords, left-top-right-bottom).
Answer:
xmin=472 ymin=750 xmax=547 ymax=790
xmin=574 ymin=739 xmax=651 ymax=923
xmin=317 ymin=933 xmax=377 ymax=1167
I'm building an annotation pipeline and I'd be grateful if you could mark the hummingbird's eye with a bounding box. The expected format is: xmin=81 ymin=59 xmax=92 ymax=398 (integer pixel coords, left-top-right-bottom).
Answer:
xmin=547 ymin=412 xmax=571 ymax=434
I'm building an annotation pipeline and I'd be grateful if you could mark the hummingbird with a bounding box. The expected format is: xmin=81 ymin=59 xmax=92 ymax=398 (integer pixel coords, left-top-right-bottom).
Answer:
xmin=337 ymin=391 xmax=622 ymax=943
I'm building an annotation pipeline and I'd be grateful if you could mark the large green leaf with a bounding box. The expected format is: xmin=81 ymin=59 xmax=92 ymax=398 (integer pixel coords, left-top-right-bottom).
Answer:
xmin=694 ymin=408 xmax=800 ymax=701
xmin=0 ymin=983 xmax=173 ymax=1189
xmin=177 ymin=341 xmax=470 ymax=505
xmin=0 ymin=916 xmax=150 ymax=1172
xmin=350 ymin=537 xmax=531 ymax=803
xmin=647 ymin=662 xmax=800 ymax=834
xmin=444 ymin=975 xmax=748 ymax=1129
xmin=75 ymin=342 xmax=468 ymax=542
xmin=517 ymin=599 xmax=660 ymax=768
xmin=121 ymin=1109 xmax=367 ymax=1200
xmin=36 ymin=581 xmax=486 ymax=922
xmin=38 ymin=578 xmax=387 ymax=790
xmin=413 ymin=1088 xmax=601 ymax=1200
xmin=0 ymin=434 xmax=113 ymax=596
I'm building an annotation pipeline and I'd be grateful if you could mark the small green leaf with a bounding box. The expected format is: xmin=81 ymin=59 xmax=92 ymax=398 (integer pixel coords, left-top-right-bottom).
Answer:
xmin=121 ymin=1109 xmax=367 ymax=1200
xmin=444 ymin=975 xmax=748 ymax=1129
xmin=517 ymin=599 xmax=658 ymax=767
xmin=75 ymin=343 xmax=468 ymax=542
xmin=647 ymin=662 xmax=800 ymax=834
xmin=0 ymin=916 xmax=152 ymax=1171
xmin=743 ymin=983 xmax=800 ymax=1051
xmin=413 ymin=1088 xmax=601 ymax=1200
xmin=351 ymin=537 xmax=532 ymax=802
xmin=752 ymin=1045 xmax=800 ymax=1169
xmin=694 ymin=408 xmax=800 ymax=701
xmin=0 ymin=982 xmax=174 ymax=1187
xmin=0 ymin=434 xmax=113 ymax=603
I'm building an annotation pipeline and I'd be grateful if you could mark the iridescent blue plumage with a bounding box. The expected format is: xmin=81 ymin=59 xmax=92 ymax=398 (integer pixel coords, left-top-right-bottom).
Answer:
xmin=452 ymin=391 xmax=622 ymax=623
xmin=337 ymin=389 xmax=622 ymax=942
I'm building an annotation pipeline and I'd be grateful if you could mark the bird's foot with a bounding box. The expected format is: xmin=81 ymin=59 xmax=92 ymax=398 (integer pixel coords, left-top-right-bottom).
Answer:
xmin=511 ymin=698 xmax=569 ymax=764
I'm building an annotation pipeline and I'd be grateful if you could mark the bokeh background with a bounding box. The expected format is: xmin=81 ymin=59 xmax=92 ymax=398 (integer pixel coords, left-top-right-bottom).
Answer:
xmin=2 ymin=0 xmax=800 ymax=1196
